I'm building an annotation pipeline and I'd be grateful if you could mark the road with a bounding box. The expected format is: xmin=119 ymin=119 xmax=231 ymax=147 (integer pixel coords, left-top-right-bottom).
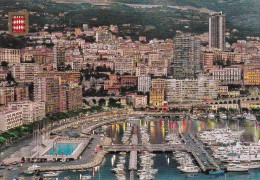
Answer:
xmin=182 ymin=133 xmax=219 ymax=171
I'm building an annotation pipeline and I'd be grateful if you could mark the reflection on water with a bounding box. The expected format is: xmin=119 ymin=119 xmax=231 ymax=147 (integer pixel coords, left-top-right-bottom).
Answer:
xmin=107 ymin=118 xmax=260 ymax=144
xmin=57 ymin=118 xmax=260 ymax=179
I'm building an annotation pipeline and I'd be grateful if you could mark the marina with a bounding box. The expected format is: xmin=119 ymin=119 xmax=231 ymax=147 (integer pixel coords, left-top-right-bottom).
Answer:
xmin=1 ymin=112 xmax=260 ymax=179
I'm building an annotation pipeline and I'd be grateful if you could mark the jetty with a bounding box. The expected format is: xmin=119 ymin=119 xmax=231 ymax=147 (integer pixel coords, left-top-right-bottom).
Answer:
xmin=181 ymin=133 xmax=220 ymax=172
xmin=129 ymin=135 xmax=138 ymax=171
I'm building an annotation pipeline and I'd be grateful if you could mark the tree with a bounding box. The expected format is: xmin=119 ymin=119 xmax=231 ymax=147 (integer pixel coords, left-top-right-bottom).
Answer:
xmin=137 ymin=91 xmax=145 ymax=95
xmin=108 ymin=98 xmax=117 ymax=107
xmin=0 ymin=61 xmax=8 ymax=67
xmin=226 ymin=59 xmax=232 ymax=66
xmin=218 ymin=107 xmax=227 ymax=112
xmin=241 ymin=107 xmax=249 ymax=112
xmin=6 ymin=72 xmax=15 ymax=84
xmin=98 ymin=98 xmax=106 ymax=107
xmin=65 ymin=64 xmax=72 ymax=71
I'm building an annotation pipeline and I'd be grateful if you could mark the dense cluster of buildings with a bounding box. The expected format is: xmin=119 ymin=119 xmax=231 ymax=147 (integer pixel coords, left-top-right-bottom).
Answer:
xmin=0 ymin=11 xmax=260 ymax=132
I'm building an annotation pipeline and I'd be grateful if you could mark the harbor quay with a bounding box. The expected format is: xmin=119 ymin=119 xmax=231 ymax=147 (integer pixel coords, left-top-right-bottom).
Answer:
xmin=1 ymin=110 xmax=259 ymax=179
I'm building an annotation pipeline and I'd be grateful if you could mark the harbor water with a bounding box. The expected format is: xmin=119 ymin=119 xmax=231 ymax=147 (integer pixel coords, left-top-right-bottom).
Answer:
xmin=55 ymin=117 xmax=260 ymax=179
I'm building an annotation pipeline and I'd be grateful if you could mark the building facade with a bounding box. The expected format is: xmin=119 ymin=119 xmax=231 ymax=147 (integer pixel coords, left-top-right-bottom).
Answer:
xmin=34 ymin=74 xmax=61 ymax=113
xmin=0 ymin=48 xmax=20 ymax=64
xmin=11 ymin=63 xmax=43 ymax=83
xmin=0 ymin=87 xmax=15 ymax=106
xmin=133 ymin=95 xmax=147 ymax=108
xmin=166 ymin=76 xmax=219 ymax=103
xmin=114 ymin=58 xmax=134 ymax=75
xmin=173 ymin=34 xmax=201 ymax=79
xmin=14 ymin=85 xmax=29 ymax=102
xmin=8 ymin=101 xmax=45 ymax=124
xmin=212 ymin=66 xmax=242 ymax=85
xmin=137 ymin=75 xmax=151 ymax=92
xmin=0 ymin=109 xmax=23 ymax=131
xmin=243 ymin=65 xmax=260 ymax=85
xmin=209 ymin=12 xmax=226 ymax=51
xmin=149 ymin=88 xmax=164 ymax=107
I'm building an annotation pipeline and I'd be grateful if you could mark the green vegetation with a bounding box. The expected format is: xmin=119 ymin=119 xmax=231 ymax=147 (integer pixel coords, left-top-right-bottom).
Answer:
xmin=0 ymin=106 xmax=104 ymax=147
xmin=0 ymin=34 xmax=28 ymax=49
xmin=0 ymin=0 xmax=257 ymax=43
xmin=108 ymin=97 xmax=121 ymax=108
xmin=0 ymin=124 xmax=33 ymax=146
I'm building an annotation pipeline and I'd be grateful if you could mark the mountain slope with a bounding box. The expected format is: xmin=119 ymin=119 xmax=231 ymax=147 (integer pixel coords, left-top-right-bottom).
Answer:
xmin=115 ymin=0 xmax=260 ymax=33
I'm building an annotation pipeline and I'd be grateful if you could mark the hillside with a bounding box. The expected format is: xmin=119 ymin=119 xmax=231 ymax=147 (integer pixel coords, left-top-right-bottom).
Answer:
xmin=115 ymin=0 xmax=260 ymax=33
xmin=0 ymin=0 xmax=258 ymax=42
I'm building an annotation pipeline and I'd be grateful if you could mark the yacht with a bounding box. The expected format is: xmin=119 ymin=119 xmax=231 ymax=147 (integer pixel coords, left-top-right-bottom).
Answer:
xmin=28 ymin=164 xmax=40 ymax=171
xmin=179 ymin=165 xmax=200 ymax=173
xmin=190 ymin=114 xmax=199 ymax=120
xmin=219 ymin=113 xmax=227 ymax=120
xmin=244 ymin=113 xmax=257 ymax=121
xmin=227 ymin=164 xmax=249 ymax=172
xmin=246 ymin=162 xmax=260 ymax=169
xmin=43 ymin=171 xmax=60 ymax=177
xmin=127 ymin=117 xmax=139 ymax=121
xmin=82 ymin=175 xmax=92 ymax=180
xmin=231 ymin=116 xmax=238 ymax=120
xmin=208 ymin=113 xmax=215 ymax=120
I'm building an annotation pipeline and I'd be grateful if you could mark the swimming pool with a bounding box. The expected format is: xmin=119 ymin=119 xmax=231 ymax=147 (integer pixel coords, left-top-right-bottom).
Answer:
xmin=45 ymin=143 xmax=79 ymax=155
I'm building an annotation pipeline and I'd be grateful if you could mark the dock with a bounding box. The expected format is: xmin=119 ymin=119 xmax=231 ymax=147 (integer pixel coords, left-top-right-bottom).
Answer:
xmin=181 ymin=133 xmax=220 ymax=172
xmin=103 ymin=144 xmax=187 ymax=152
xmin=129 ymin=134 xmax=138 ymax=171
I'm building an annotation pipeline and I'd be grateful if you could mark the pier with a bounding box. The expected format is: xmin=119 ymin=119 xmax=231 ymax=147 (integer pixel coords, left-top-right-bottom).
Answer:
xmin=181 ymin=133 xmax=220 ymax=172
xmin=103 ymin=144 xmax=187 ymax=152
xmin=132 ymin=111 xmax=188 ymax=118
xmin=129 ymin=135 xmax=138 ymax=170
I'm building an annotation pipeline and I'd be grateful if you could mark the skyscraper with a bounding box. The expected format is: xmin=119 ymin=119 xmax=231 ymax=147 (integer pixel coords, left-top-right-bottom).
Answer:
xmin=209 ymin=11 xmax=226 ymax=51
xmin=173 ymin=33 xmax=201 ymax=79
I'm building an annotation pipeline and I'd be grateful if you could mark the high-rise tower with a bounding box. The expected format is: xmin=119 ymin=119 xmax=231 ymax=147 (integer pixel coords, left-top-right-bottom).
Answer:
xmin=173 ymin=33 xmax=201 ymax=79
xmin=209 ymin=11 xmax=226 ymax=51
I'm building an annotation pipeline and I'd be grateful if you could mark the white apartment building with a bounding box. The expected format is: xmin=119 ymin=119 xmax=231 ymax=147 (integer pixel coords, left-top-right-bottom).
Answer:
xmin=212 ymin=66 xmax=242 ymax=85
xmin=0 ymin=109 xmax=23 ymax=132
xmin=166 ymin=76 xmax=219 ymax=103
xmin=8 ymin=101 xmax=45 ymax=124
xmin=138 ymin=75 xmax=151 ymax=92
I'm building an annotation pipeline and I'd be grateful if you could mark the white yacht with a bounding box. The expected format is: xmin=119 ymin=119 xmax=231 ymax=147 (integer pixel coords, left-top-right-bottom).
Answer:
xmin=43 ymin=171 xmax=59 ymax=177
xmin=244 ymin=113 xmax=257 ymax=121
xmin=127 ymin=117 xmax=140 ymax=121
xmin=227 ymin=164 xmax=249 ymax=172
xmin=219 ymin=113 xmax=227 ymax=120
xmin=28 ymin=164 xmax=40 ymax=171
xmin=208 ymin=113 xmax=215 ymax=120
xmin=245 ymin=162 xmax=260 ymax=169
xmin=179 ymin=165 xmax=200 ymax=173
xmin=82 ymin=175 xmax=92 ymax=180
xmin=190 ymin=114 xmax=199 ymax=120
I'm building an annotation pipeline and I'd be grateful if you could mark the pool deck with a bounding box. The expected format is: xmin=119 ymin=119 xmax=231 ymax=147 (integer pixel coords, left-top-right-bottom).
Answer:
xmin=38 ymin=137 xmax=111 ymax=171
xmin=28 ymin=137 xmax=91 ymax=161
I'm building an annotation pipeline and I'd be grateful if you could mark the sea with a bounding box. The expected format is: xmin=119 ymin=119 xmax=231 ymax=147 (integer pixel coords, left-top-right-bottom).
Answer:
xmin=49 ymin=117 xmax=260 ymax=180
